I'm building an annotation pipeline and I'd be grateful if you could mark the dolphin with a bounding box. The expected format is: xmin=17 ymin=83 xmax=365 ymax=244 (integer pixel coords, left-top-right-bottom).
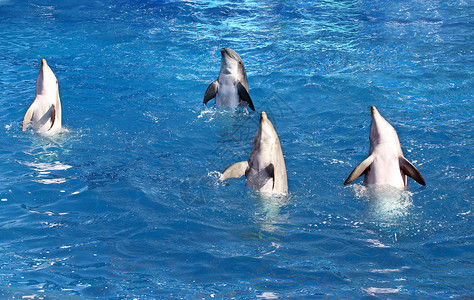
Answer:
xmin=203 ymin=48 xmax=255 ymax=111
xmin=220 ymin=111 xmax=287 ymax=195
xmin=344 ymin=106 xmax=425 ymax=188
xmin=22 ymin=59 xmax=62 ymax=136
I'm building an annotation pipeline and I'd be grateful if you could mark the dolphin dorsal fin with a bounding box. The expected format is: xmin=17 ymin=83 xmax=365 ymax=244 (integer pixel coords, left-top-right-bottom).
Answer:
xmin=344 ymin=155 xmax=374 ymax=185
xmin=399 ymin=156 xmax=426 ymax=185
xmin=203 ymin=80 xmax=219 ymax=104
xmin=220 ymin=161 xmax=249 ymax=181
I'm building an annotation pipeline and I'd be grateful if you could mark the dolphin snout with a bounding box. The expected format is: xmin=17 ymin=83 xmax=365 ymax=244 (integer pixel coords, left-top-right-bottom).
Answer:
xmin=41 ymin=59 xmax=47 ymax=66
xmin=221 ymin=48 xmax=231 ymax=57
xmin=260 ymin=111 xmax=268 ymax=120
xmin=220 ymin=48 xmax=239 ymax=61
xmin=371 ymin=106 xmax=379 ymax=116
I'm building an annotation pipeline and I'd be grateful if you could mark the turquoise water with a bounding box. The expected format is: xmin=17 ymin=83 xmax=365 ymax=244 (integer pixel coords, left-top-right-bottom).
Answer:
xmin=0 ymin=0 xmax=472 ymax=298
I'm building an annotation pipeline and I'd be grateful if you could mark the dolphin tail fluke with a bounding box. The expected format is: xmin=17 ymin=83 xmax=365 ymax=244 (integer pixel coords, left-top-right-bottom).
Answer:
xmin=22 ymin=102 xmax=36 ymax=131
xmin=344 ymin=155 xmax=374 ymax=185
xmin=399 ymin=156 xmax=426 ymax=185
xmin=237 ymin=82 xmax=255 ymax=111
xmin=204 ymin=80 xmax=219 ymax=105
xmin=220 ymin=161 xmax=248 ymax=181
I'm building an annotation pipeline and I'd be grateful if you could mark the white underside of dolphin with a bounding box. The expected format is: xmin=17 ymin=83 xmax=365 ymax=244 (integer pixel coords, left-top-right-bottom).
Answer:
xmin=22 ymin=59 xmax=62 ymax=136
xmin=203 ymin=48 xmax=255 ymax=111
xmin=345 ymin=106 xmax=425 ymax=189
xmin=220 ymin=111 xmax=287 ymax=195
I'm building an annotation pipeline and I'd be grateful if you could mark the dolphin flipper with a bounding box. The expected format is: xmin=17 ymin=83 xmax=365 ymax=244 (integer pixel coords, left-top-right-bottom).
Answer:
xmin=264 ymin=163 xmax=275 ymax=189
xmin=399 ymin=156 xmax=426 ymax=185
xmin=344 ymin=155 xmax=374 ymax=185
xmin=49 ymin=104 xmax=56 ymax=131
xmin=237 ymin=82 xmax=255 ymax=111
xmin=204 ymin=80 xmax=219 ymax=105
xmin=22 ymin=102 xmax=36 ymax=131
xmin=220 ymin=161 xmax=249 ymax=181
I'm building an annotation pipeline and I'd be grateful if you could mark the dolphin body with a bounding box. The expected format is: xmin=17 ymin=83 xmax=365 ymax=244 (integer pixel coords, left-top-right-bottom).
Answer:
xmin=220 ymin=112 xmax=287 ymax=195
xmin=203 ymin=48 xmax=255 ymax=111
xmin=344 ymin=106 xmax=425 ymax=188
xmin=22 ymin=59 xmax=62 ymax=136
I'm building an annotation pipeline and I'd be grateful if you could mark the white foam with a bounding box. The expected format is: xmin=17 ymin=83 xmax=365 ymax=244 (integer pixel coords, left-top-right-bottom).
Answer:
xmin=257 ymin=292 xmax=279 ymax=299
xmin=21 ymin=161 xmax=72 ymax=172
xmin=363 ymin=287 xmax=400 ymax=294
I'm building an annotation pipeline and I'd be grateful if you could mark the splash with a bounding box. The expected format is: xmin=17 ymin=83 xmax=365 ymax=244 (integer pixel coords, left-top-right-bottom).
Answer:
xmin=353 ymin=184 xmax=413 ymax=221
xmin=252 ymin=192 xmax=290 ymax=233
xmin=351 ymin=184 xmax=418 ymax=239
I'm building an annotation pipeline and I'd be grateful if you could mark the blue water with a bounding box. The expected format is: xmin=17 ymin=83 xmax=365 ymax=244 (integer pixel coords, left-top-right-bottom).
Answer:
xmin=0 ymin=0 xmax=472 ymax=298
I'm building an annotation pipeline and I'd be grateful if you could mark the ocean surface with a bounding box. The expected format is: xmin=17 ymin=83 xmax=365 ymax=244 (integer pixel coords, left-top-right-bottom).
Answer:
xmin=0 ymin=0 xmax=472 ymax=298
